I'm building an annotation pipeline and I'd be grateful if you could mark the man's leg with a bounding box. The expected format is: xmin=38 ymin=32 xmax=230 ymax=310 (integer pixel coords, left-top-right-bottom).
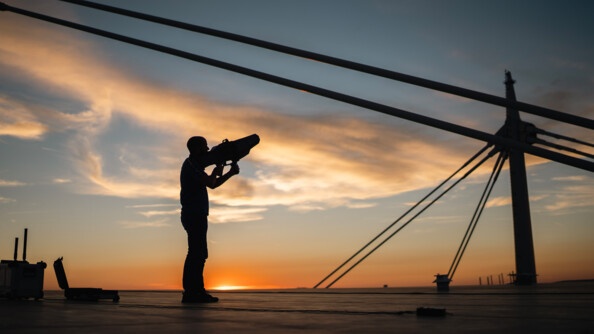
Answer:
xmin=181 ymin=215 xmax=217 ymax=303
xmin=182 ymin=252 xmax=205 ymax=295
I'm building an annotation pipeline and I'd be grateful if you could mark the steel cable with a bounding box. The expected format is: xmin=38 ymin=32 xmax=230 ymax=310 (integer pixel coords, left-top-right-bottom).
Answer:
xmin=324 ymin=147 xmax=501 ymax=288
xmin=314 ymin=144 xmax=493 ymax=288
xmin=55 ymin=0 xmax=594 ymax=130
xmin=447 ymin=151 xmax=508 ymax=280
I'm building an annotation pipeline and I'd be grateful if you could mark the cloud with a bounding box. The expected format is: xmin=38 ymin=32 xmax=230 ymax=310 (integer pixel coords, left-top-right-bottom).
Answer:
xmin=118 ymin=219 xmax=171 ymax=229
xmin=486 ymin=196 xmax=511 ymax=208
xmin=126 ymin=204 xmax=178 ymax=209
xmin=128 ymin=201 xmax=265 ymax=224
xmin=0 ymin=179 xmax=26 ymax=187
xmin=345 ymin=202 xmax=377 ymax=209
xmin=552 ymin=175 xmax=589 ymax=182
xmin=0 ymin=196 xmax=16 ymax=204
xmin=545 ymin=184 xmax=594 ymax=213
xmin=0 ymin=12 xmax=552 ymax=217
xmin=0 ymin=96 xmax=48 ymax=139
xmin=209 ymin=206 xmax=267 ymax=224
xmin=138 ymin=208 xmax=179 ymax=218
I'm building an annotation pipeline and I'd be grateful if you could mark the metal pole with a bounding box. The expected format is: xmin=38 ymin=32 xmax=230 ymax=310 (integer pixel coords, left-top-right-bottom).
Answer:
xmin=505 ymin=71 xmax=537 ymax=285
xmin=13 ymin=237 xmax=18 ymax=261
xmin=22 ymin=228 xmax=28 ymax=261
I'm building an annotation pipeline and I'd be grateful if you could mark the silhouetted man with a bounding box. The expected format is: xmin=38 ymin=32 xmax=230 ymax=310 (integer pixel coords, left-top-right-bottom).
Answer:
xmin=180 ymin=136 xmax=239 ymax=303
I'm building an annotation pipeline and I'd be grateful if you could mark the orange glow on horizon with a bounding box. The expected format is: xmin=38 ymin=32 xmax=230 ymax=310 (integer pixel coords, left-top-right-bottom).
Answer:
xmin=205 ymin=268 xmax=285 ymax=291
xmin=212 ymin=285 xmax=251 ymax=291
xmin=40 ymin=258 xmax=594 ymax=291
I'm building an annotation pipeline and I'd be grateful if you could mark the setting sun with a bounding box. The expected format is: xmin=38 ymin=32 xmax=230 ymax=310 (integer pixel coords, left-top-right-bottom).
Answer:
xmin=212 ymin=285 xmax=250 ymax=291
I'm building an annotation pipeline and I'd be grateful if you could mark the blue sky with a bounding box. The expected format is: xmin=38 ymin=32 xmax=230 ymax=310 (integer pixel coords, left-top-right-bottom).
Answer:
xmin=0 ymin=0 xmax=592 ymax=290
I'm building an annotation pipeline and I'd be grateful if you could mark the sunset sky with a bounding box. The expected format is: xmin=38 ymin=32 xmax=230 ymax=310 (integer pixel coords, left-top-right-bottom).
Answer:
xmin=1 ymin=0 xmax=592 ymax=291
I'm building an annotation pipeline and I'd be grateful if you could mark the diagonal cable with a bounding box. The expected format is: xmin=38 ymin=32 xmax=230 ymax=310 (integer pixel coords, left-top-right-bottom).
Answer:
xmin=535 ymin=128 xmax=594 ymax=149
xmin=447 ymin=152 xmax=504 ymax=277
xmin=1 ymin=3 xmax=592 ymax=172
xmin=52 ymin=0 xmax=594 ymax=129
xmin=314 ymin=143 xmax=492 ymax=288
xmin=55 ymin=0 xmax=594 ymax=130
xmin=324 ymin=147 xmax=501 ymax=288
xmin=533 ymin=138 xmax=594 ymax=160
xmin=449 ymin=152 xmax=506 ymax=280
xmin=447 ymin=151 xmax=507 ymax=280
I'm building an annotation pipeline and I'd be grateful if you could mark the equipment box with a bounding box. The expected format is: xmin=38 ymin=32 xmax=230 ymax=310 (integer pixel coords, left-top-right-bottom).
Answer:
xmin=0 ymin=261 xmax=46 ymax=299
xmin=54 ymin=257 xmax=119 ymax=302
xmin=0 ymin=229 xmax=45 ymax=299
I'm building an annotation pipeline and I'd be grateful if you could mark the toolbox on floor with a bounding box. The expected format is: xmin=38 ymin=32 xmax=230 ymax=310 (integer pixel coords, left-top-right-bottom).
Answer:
xmin=0 ymin=228 xmax=46 ymax=300
xmin=53 ymin=257 xmax=120 ymax=302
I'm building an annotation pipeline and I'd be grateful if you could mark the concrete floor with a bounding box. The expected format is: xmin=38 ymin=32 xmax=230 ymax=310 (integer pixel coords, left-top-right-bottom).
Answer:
xmin=1 ymin=283 xmax=593 ymax=333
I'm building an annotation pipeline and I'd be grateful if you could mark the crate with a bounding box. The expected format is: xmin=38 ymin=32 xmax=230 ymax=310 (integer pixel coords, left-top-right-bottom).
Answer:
xmin=0 ymin=228 xmax=46 ymax=299
xmin=0 ymin=260 xmax=46 ymax=299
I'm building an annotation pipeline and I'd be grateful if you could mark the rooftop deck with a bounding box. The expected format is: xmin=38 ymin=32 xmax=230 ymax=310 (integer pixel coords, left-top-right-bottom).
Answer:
xmin=1 ymin=283 xmax=593 ymax=333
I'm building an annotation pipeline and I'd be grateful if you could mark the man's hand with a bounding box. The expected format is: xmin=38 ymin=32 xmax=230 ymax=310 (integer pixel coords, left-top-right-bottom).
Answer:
xmin=212 ymin=164 xmax=224 ymax=177
xmin=229 ymin=163 xmax=240 ymax=175
xmin=207 ymin=163 xmax=239 ymax=189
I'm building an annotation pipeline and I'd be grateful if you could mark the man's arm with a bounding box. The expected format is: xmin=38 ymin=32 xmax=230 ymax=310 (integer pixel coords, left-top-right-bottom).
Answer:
xmin=203 ymin=163 xmax=239 ymax=189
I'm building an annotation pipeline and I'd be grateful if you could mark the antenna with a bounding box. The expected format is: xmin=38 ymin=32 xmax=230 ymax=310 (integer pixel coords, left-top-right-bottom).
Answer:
xmin=23 ymin=228 xmax=28 ymax=262
xmin=13 ymin=237 xmax=18 ymax=261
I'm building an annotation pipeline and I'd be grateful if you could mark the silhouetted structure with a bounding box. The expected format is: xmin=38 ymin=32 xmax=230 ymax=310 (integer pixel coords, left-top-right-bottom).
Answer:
xmin=0 ymin=229 xmax=46 ymax=300
xmin=504 ymin=71 xmax=537 ymax=285
xmin=433 ymin=274 xmax=450 ymax=291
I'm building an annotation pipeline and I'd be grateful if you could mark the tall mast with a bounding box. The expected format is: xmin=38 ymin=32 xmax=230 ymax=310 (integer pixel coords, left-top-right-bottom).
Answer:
xmin=505 ymin=71 xmax=537 ymax=285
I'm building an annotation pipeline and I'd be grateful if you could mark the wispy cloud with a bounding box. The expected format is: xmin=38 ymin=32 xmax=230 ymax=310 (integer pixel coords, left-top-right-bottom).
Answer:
xmin=209 ymin=206 xmax=267 ymax=223
xmin=0 ymin=12 xmax=570 ymax=220
xmin=487 ymin=194 xmax=551 ymax=209
xmin=138 ymin=208 xmax=179 ymax=218
xmin=545 ymin=184 xmax=594 ymax=213
xmin=0 ymin=97 xmax=48 ymax=139
xmin=552 ymin=175 xmax=589 ymax=182
xmin=118 ymin=219 xmax=172 ymax=229
xmin=0 ymin=196 xmax=16 ymax=204
xmin=486 ymin=196 xmax=511 ymax=208
xmin=126 ymin=204 xmax=179 ymax=209
xmin=0 ymin=179 xmax=26 ymax=187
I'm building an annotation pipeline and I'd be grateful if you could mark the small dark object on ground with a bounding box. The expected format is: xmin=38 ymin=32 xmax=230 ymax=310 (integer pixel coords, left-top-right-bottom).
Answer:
xmin=416 ymin=307 xmax=447 ymax=317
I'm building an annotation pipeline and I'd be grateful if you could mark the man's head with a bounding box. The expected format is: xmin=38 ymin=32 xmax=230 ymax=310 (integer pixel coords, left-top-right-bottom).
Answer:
xmin=187 ymin=136 xmax=208 ymax=155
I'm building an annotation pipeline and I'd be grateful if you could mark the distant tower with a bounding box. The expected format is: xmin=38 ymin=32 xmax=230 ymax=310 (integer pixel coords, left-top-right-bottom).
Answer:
xmin=504 ymin=71 xmax=537 ymax=285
